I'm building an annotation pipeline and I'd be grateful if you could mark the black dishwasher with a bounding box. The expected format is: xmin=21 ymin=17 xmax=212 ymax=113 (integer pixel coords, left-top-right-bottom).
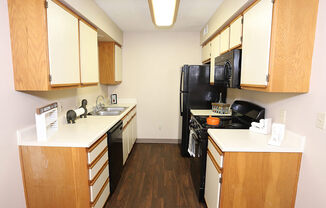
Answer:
xmin=107 ymin=120 xmax=123 ymax=194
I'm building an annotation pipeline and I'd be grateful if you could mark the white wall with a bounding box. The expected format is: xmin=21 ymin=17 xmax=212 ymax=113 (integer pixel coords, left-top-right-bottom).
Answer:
xmin=0 ymin=1 xmax=108 ymax=207
xmin=109 ymin=32 xmax=201 ymax=140
xmin=227 ymin=1 xmax=326 ymax=206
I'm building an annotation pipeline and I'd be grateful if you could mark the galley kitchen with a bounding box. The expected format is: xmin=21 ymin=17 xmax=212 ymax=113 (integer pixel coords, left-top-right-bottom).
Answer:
xmin=1 ymin=0 xmax=325 ymax=208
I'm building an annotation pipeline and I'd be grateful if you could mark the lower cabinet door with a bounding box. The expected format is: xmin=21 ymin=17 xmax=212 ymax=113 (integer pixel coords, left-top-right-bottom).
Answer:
xmin=122 ymin=129 xmax=128 ymax=164
xmin=133 ymin=115 xmax=137 ymax=144
xmin=205 ymin=153 xmax=222 ymax=208
xmin=128 ymin=119 xmax=133 ymax=154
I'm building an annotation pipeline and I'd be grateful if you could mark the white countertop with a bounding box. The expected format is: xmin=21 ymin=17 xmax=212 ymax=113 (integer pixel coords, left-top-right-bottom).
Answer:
xmin=17 ymin=103 xmax=136 ymax=148
xmin=208 ymin=129 xmax=305 ymax=153
xmin=191 ymin=109 xmax=232 ymax=117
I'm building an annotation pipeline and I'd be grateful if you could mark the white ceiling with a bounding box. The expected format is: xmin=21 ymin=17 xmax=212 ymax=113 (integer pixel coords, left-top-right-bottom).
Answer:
xmin=95 ymin=0 xmax=223 ymax=32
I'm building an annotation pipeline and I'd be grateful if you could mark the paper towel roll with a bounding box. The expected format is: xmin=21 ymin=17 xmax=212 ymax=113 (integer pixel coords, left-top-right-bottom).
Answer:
xmin=74 ymin=108 xmax=85 ymax=117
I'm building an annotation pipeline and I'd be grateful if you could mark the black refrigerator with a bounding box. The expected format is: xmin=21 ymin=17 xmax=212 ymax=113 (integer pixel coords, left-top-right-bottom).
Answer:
xmin=179 ymin=65 xmax=226 ymax=157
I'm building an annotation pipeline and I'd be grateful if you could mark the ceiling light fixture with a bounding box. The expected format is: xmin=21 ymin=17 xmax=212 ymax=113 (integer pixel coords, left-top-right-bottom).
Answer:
xmin=148 ymin=0 xmax=180 ymax=28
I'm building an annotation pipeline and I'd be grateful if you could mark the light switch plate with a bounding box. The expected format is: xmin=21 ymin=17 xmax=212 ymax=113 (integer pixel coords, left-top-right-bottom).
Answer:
xmin=280 ymin=110 xmax=287 ymax=124
xmin=316 ymin=112 xmax=326 ymax=130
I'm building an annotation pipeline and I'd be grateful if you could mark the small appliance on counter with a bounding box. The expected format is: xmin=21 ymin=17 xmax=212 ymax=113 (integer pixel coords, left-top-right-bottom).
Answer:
xmin=188 ymin=100 xmax=265 ymax=202
xmin=66 ymin=99 xmax=88 ymax=124
xmin=35 ymin=102 xmax=58 ymax=141
xmin=250 ymin=118 xmax=272 ymax=135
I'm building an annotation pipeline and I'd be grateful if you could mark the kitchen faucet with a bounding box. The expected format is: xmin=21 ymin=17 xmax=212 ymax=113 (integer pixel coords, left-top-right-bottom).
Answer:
xmin=96 ymin=95 xmax=105 ymax=111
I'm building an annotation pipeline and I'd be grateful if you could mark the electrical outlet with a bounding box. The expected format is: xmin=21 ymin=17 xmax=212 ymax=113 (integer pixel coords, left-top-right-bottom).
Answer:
xmin=57 ymin=103 xmax=63 ymax=113
xmin=316 ymin=112 xmax=326 ymax=130
xmin=280 ymin=110 xmax=287 ymax=124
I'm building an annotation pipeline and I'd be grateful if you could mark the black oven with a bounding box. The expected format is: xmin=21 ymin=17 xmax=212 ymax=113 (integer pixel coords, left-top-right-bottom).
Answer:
xmin=188 ymin=100 xmax=265 ymax=203
xmin=214 ymin=49 xmax=241 ymax=88
xmin=188 ymin=116 xmax=208 ymax=202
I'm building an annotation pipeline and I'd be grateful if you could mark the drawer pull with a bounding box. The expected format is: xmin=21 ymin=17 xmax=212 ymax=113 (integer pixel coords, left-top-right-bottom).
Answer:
xmin=87 ymin=136 xmax=108 ymax=164
xmin=208 ymin=136 xmax=223 ymax=156
xmin=89 ymin=162 xmax=108 ymax=186
xmin=207 ymin=148 xmax=222 ymax=174
xmin=89 ymin=147 xmax=108 ymax=169
xmin=91 ymin=178 xmax=109 ymax=207
xmin=88 ymin=134 xmax=107 ymax=153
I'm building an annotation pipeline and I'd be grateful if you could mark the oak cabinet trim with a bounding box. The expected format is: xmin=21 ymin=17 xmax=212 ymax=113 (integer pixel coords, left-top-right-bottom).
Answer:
xmin=240 ymin=83 xmax=268 ymax=89
xmin=50 ymin=83 xmax=81 ymax=88
xmin=88 ymin=134 xmax=107 ymax=152
xmin=208 ymin=136 xmax=223 ymax=156
xmin=202 ymin=58 xmax=211 ymax=64
xmin=81 ymin=82 xmax=99 ymax=87
xmin=90 ymin=178 xmax=109 ymax=207
xmin=89 ymin=147 xmax=108 ymax=169
xmin=207 ymin=149 xmax=223 ymax=174
xmin=89 ymin=161 xmax=109 ymax=186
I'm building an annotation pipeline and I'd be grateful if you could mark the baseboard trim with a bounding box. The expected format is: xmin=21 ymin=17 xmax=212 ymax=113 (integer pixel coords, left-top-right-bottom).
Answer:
xmin=136 ymin=138 xmax=181 ymax=144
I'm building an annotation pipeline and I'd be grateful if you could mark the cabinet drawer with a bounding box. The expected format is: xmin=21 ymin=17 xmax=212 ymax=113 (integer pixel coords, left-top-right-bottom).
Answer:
xmin=92 ymin=180 xmax=110 ymax=208
xmin=131 ymin=107 xmax=136 ymax=116
xmin=88 ymin=135 xmax=107 ymax=164
xmin=122 ymin=112 xmax=130 ymax=124
xmin=90 ymin=163 xmax=109 ymax=202
xmin=89 ymin=148 xmax=108 ymax=181
xmin=208 ymin=136 xmax=223 ymax=168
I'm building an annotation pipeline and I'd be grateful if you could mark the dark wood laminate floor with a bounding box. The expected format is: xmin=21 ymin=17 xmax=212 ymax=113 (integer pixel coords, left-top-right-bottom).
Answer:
xmin=106 ymin=143 xmax=207 ymax=208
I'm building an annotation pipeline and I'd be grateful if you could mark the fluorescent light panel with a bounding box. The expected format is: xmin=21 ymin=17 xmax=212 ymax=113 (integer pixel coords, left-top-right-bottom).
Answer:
xmin=149 ymin=0 xmax=180 ymax=27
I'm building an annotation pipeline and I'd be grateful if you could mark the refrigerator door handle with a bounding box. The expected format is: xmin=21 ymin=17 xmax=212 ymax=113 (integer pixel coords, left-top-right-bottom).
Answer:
xmin=180 ymin=92 xmax=183 ymax=116
xmin=180 ymin=67 xmax=185 ymax=92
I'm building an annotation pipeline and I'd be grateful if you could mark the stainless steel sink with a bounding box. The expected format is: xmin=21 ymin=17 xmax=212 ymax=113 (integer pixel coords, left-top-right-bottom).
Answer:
xmin=88 ymin=106 xmax=127 ymax=116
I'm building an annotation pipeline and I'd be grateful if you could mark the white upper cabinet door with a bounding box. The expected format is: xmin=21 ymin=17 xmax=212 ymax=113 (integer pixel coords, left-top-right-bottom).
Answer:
xmin=79 ymin=21 xmax=99 ymax=84
xmin=241 ymin=0 xmax=274 ymax=86
xmin=205 ymin=153 xmax=221 ymax=208
xmin=230 ymin=16 xmax=243 ymax=49
xmin=210 ymin=35 xmax=220 ymax=83
xmin=201 ymin=43 xmax=211 ymax=63
xmin=47 ymin=0 xmax=80 ymax=85
xmin=220 ymin=27 xmax=230 ymax=54
xmin=115 ymin=45 xmax=122 ymax=82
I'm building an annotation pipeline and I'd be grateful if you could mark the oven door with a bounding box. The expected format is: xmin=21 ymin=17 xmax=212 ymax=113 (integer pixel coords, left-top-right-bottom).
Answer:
xmin=189 ymin=130 xmax=207 ymax=202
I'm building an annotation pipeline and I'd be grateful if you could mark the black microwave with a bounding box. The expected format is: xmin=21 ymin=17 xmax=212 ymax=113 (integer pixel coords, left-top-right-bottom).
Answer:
xmin=214 ymin=49 xmax=241 ymax=88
